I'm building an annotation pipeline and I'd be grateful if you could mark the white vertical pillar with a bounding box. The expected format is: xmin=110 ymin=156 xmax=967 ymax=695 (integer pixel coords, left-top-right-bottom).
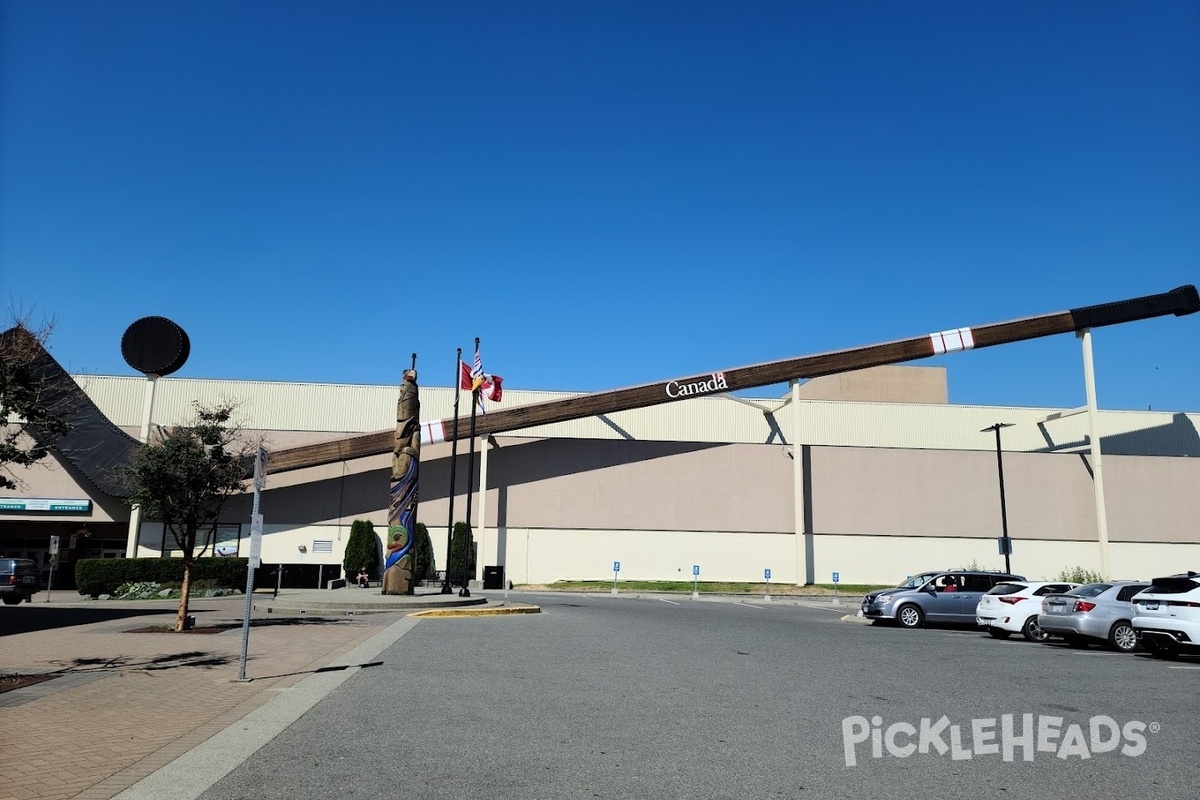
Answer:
xmin=792 ymin=380 xmax=807 ymax=586
xmin=477 ymin=435 xmax=490 ymax=582
xmin=1079 ymin=329 xmax=1111 ymax=579
xmin=124 ymin=374 xmax=159 ymax=558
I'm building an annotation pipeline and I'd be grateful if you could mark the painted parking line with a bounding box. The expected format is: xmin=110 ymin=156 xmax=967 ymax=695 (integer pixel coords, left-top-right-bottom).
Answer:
xmin=657 ymin=598 xmax=681 ymax=605
xmin=1167 ymin=665 xmax=1200 ymax=670
xmin=740 ymin=604 xmax=764 ymax=610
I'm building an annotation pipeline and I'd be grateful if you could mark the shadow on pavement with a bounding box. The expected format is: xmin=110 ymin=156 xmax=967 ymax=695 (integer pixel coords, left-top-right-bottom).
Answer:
xmin=61 ymin=652 xmax=235 ymax=673
xmin=0 ymin=605 xmax=178 ymax=636
xmin=245 ymin=660 xmax=384 ymax=683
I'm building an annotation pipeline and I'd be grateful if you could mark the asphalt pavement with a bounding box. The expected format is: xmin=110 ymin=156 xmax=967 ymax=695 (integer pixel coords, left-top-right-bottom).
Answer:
xmin=183 ymin=592 xmax=1199 ymax=800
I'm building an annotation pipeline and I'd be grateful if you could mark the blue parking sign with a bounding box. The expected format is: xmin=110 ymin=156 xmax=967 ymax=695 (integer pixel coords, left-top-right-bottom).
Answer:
xmin=832 ymin=571 xmax=840 ymax=583
xmin=764 ymin=568 xmax=772 ymax=580
xmin=613 ymin=561 xmax=620 ymax=572
xmin=693 ymin=565 xmax=700 ymax=576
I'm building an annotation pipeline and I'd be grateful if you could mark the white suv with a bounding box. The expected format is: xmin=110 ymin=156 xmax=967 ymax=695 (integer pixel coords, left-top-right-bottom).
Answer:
xmin=976 ymin=580 xmax=1079 ymax=642
xmin=1132 ymin=571 xmax=1200 ymax=660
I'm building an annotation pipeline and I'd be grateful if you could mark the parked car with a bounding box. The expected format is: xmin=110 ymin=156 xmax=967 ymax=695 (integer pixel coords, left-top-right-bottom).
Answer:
xmin=976 ymin=580 xmax=1080 ymax=642
xmin=1038 ymin=581 xmax=1150 ymax=652
xmin=1132 ymin=571 xmax=1200 ymax=660
xmin=0 ymin=558 xmax=41 ymax=605
xmin=861 ymin=569 xmax=1025 ymax=628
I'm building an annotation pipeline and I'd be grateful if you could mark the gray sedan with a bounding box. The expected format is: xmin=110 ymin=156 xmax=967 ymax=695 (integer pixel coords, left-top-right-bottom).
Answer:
xmin=1038 ymin=581 xmax=1150 ymax=652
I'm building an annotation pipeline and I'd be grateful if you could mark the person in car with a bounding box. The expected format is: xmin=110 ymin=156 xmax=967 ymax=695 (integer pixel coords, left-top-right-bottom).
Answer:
xmin=941 ymin=576 xmax=958 ymax=592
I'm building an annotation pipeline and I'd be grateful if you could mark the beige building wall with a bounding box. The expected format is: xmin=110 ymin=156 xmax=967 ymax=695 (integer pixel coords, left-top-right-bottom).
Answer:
xmin=5 ymin=366 xmax=1198 ymax=588
xmin=796 ymin=365 xmax=948 ymax=404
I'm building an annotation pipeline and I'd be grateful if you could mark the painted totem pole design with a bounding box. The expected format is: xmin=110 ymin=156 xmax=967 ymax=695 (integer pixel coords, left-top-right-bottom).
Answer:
xmin=382 ymin=368 xmax=419 ymax=595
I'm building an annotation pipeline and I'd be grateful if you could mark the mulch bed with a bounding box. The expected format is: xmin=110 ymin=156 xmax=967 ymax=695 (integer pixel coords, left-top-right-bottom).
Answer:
xmin=0 ymin=673 xmax=57 ymax=694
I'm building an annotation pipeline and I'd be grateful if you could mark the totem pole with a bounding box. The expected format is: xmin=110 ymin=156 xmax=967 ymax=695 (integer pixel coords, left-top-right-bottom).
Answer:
xmin=382 ymin=366 xmax=419 ymax=595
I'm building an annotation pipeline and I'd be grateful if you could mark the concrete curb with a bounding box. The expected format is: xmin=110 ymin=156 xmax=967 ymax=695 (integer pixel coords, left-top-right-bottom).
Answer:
xmin=840 ymin=613 xmax=872 ymax=624
xmin=410 ymin=605 xmax=541 ymax=618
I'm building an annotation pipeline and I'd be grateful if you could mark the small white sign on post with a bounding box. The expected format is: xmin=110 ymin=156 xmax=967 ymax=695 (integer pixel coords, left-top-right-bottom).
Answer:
xmin=254 ymin=446 xmax=269 ymax=493
xmin=49 ymin=535 xmax=60 ymax=555
xmin=249 ymin=513 xmax=264 ymax=569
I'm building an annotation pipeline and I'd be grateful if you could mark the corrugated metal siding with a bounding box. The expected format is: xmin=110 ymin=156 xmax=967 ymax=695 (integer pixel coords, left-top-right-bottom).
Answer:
xmin=73 ymin=375 xmax=1198 ymax=456
xmin=787 ymin=401 xmax=1200 ymax=456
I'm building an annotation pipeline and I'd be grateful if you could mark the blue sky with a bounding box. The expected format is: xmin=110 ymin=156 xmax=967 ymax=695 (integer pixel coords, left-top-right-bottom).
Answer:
xmin=2 ymin=1 xmax=1197 ymax=412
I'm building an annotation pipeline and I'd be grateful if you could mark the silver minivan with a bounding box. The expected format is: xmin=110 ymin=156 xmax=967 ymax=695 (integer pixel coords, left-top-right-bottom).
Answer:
xmin=861 ymin=569 xmax=1026 ymax=628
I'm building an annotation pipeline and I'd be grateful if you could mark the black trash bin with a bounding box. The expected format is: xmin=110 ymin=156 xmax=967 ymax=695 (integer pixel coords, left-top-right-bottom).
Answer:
xmin=483 ymin=565 xmax=505 ymax=590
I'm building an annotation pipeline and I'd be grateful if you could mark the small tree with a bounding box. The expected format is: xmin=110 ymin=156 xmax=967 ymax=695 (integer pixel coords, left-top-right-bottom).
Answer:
xmin=343 ymin=519 xmax=379 ymax=580
xmin=0 ymin=322 xmax=73 ymax=489
xmin=412 ymin=522 xmax=435 ymax=582
xmin=122 ymin=403 xmax=253 ymax=631
xmin=448 ymin=522 xmax=475 ymax=587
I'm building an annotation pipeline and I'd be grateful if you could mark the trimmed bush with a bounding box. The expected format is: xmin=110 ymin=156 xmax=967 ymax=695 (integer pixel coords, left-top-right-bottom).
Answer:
xmin=343 ymin=519 xmax=380 ymax=581
xmin=413 ymin=522 xmax=435 ymax=582
xmin=448 ymin=521 xmax=475 ymax=585
xmin=76 ymin=557 xmax=248 ymax=598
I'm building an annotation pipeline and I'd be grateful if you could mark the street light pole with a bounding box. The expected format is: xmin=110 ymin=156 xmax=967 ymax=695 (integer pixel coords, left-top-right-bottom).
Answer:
xmin=982 ymin=423 xmax=1014 ymax=574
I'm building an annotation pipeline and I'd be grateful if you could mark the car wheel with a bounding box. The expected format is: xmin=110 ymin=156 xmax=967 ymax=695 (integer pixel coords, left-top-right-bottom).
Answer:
xmin=1108 ymin=621 xmax=1139 ymax=653
xmin=1 ymin=596 xmax=22 ymax=606
xmin=987 ymin=628 xmax=1012 ymax=639
xmin=1022 ymin=616 xmax=1050 ymax=643
xmin=896 ymin=604 xmax=924 ymax=629
xmin=1145 ymin=639 xmax=1180 ymax=660
xmin=1064 ymin=634 xmax=1090 ymax=648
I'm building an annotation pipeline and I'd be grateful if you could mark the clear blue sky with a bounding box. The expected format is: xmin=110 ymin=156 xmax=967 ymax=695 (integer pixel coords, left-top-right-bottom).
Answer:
xmin=2 ymin=2 xmax=1197 ymax=412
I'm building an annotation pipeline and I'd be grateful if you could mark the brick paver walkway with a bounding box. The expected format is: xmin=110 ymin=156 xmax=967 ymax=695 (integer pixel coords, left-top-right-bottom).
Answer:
xmin=0 ymin=595 xmax=403 ymax=800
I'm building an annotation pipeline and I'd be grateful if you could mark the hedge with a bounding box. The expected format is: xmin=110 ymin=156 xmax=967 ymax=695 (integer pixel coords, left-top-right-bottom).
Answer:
xmin=76 ymin=557 xmax=249 ymax=597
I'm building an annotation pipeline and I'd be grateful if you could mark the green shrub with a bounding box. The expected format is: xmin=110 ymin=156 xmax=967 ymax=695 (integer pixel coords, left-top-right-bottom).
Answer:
xmin=76 ymin=557 xmax=248 ymax=597
xmin=1057 ymin=566 xmax=1105 ymax=584
xmin=413 ymin=522 xmax=435 ymax=582
xmin=343 ymin=519 xmax=380 ymax=581
xmin=448 ymin=521 xmax=475 ymax=585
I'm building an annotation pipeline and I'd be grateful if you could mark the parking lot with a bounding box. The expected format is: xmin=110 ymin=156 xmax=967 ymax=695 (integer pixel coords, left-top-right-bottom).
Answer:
xmin=191 ymin=591 xmax=1198 ymax=800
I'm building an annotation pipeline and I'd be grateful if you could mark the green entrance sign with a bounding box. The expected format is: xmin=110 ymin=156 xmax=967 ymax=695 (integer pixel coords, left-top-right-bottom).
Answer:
xmin=0 ymin=498 xmax=92 ymax=513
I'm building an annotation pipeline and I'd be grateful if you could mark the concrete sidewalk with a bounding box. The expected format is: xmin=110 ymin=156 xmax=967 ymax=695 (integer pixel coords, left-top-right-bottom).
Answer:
xmin=0 ymin=594 xmax=408 ymax=800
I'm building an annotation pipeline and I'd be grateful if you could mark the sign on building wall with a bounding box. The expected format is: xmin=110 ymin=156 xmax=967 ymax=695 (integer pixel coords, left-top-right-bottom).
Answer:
xmin=0 ymin=498 xmax=92 ymax=513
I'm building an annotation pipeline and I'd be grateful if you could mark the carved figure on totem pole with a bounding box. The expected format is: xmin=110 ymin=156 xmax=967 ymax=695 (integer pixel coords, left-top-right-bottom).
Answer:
xmin=382 ymin=369 xmax=420 ymax=595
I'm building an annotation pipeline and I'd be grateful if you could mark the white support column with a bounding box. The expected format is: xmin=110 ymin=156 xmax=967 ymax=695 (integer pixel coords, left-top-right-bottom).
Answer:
xmin=124 ymin=374 xmax=159 ymax=558
xmin=792 ymin=380 xmax=807 ymax=586
xmin=477 ymin=435 xmax=490 ymax=582
xmin=1079 ymin=329 xmax=1112 ymax=579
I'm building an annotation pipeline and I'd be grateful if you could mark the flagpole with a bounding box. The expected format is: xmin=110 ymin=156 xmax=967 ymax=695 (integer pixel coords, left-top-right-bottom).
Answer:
xmin=461 ymin=337 xmax=480 ymax=597
xmin=441 ymin=348 xmax=461 ymax=595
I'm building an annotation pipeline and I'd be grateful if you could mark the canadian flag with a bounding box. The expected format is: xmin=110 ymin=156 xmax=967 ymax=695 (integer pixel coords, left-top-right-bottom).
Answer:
xmin=459 ymin=360 xmax=503 ymax=402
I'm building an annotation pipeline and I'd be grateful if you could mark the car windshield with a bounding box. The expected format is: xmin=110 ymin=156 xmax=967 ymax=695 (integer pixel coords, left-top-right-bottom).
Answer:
xmin=899 ymin=573 xmax=938 ymax=589
xmin=987 ymin=583 xmax=1027 ymax=595
xmin=1066 ymin=583 xmax=1112 ymax=598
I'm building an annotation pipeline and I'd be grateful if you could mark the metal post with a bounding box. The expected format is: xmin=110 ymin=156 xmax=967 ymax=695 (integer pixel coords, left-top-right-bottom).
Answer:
xmin=238 ymin=447 xmax=267 ymax=682
xmin=1079 ymin=329 xmax=1112 ymax=579
xmin=461 ymin=338 xmax=480 ymax=598
xmin=982 ymin=423 xmax=1013 ymax=574
xmin=442 ymin=349 xmax=462 ymax=595
xmin=791 ymin=380 xmax=806 ymax=586
xmin=125 ymin=374 xmax=159 ymax=557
